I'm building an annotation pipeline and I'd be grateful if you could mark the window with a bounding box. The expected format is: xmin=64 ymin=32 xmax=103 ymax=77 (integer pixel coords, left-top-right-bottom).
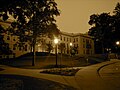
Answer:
xmin=61 ymin=36 xmax=62 ymax=40
xmin=76 ymin=44 xmax=78 ymax=47
xmin=70 ymin=38 xmax=71 ymax=42
xmin=86 ymin=39 xmax=89 ymax=43
xmin=84 ymin=50 xmax=85 ymax=54
xmin=90 ymin=40 xmax=92 ymax=43
xmin=83 ymin=44 xmax=85 ymax=48
xmin=67 ymin=43 xmax=68 ymax=47
xmin=76 ymin=38 xmax=78 ymax=42
xmin=74 ymin=38 xmax=75 ymax=42
xmin=74 ymin=44 xmax=75 ymax=47
xmin=64 ymin=37 xmax=65 ymax=41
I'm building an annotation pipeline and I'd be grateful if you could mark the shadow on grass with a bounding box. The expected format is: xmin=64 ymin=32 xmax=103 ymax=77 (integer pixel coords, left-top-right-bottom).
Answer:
xmin=0 ymin=74 xmax=76 ymax=90
xmin=41 ymin=64 xmax=68 ymax=69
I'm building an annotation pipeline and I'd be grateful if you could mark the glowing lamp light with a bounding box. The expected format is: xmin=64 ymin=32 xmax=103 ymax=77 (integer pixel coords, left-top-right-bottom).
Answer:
xmin=70 ymin=42 xmax=73 ymax=46
xmin=116 ymin=41 xmax=120 ymax=45
xmin=54 ymin=38 xmax=58 ymax=44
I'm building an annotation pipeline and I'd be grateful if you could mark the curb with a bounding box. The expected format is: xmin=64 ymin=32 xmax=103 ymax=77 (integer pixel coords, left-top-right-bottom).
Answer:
xmin=97 ymin=61 xmax=117 ymax=77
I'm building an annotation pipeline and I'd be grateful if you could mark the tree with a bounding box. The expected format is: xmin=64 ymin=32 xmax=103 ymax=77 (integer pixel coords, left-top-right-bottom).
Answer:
xmin=0 ymin=0 xmax=60 ymax=66
xmin=0 ymin=25 xmax=12 ymax=55
xmin=88 ymin=13 xmax=113 ymax=54
xmin=58 ymin=43 xmax=66 ymax=54
xmin=113 ymin=2 xmax=120 ymax=41
xmin=46 ymin=43 xmax=53 ymax=53
xmin=70 ymin=46 xmax=78 ymax=56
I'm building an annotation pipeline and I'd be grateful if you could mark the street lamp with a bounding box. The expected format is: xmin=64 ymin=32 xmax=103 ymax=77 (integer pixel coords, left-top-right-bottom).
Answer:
xmin=54 ymin=38 xmax=59 ymax=67
xmin=70 ymin=42 xmax=73 ymax=46
xmin=116 ymin=41 xmax=119 ymax=45
xmin=116 ymin=41 xmax=120 ymax=59
xmin=70 ymin=42 xmax=73 ymax=56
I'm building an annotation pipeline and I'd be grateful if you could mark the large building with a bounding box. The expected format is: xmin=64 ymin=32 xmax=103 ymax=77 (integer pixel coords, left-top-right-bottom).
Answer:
xmin=0 ymin=20 xmax=94 ymax=59
xmin=59 ymin=32 xmax=94 ymax=55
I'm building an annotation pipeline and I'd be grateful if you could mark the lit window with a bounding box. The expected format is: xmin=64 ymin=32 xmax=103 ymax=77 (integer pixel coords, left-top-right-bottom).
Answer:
xmin=83 ymin=39 xmax=85 ymax=42
xmin=67 ymin=38 xmax=68 ymax=41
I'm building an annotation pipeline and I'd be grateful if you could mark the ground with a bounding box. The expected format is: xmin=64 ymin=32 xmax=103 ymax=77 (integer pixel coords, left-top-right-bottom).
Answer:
xmin=0 ymin=74 xmax=76 ymax=90
xmin=0 ymin=53 xmax=109 ymax=90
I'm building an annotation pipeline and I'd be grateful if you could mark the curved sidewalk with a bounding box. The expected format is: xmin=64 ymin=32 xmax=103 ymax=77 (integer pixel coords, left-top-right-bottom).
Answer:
xmin=75 ymin=59 xmax=120 ymax=90
xmin=0 ymin=59 xmax=119 ymax=90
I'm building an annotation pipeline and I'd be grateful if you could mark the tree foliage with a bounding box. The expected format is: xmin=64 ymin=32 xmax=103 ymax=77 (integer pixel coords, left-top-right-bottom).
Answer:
xmin=88 ymin=2 xmax=120 ymax=54
xmin=0 ymin=0 xmax=60 ymax=65
xmin=58 ymin=43 xmax=66 ymax=53
xmin=0 ymin=25 xmax=12 ymax=55
xmin=46 ymin=43 xmax=53 ymax=53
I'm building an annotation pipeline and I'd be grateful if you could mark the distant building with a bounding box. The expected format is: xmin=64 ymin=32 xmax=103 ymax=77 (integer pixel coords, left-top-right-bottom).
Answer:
xmin=59 ymin=31 xmax=94 ymax=55
xmin=0 ymin=20 xmax=94 ymax=59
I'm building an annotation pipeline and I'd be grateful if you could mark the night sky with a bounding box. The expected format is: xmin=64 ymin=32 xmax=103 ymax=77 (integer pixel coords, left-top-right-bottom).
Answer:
xmin=55 ymin=0 xmax=120 ymax=33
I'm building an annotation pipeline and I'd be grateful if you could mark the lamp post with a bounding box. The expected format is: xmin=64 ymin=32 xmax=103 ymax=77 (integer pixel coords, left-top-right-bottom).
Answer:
xmin=116 ymin=41 xmax=119 ymax=59
xmin=54 ymin=38 xmax=58 ymax=67
xmin=70 ymin=42 xmax=72 ymax=56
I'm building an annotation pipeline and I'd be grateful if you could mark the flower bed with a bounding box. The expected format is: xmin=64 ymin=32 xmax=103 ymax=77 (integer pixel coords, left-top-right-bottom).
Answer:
xmin=40 ymin=68 xmax=80 ymax=76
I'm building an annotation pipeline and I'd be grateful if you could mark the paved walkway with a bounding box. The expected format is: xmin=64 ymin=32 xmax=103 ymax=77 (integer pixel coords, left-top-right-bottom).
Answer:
xmin=0 ymin=59 xmax=120 ymax=90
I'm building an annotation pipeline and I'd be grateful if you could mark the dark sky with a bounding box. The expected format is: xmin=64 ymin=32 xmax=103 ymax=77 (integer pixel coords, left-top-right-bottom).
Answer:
xmin=55 ymin=0 xmax=120 ymax=33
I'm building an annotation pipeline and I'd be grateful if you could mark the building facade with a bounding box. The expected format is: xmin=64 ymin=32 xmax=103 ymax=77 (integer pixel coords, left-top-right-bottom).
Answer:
xmin=58 ymin=32 xmax=94 ymax=55
xmin=0 ymin=20 xmax=94 ymax=59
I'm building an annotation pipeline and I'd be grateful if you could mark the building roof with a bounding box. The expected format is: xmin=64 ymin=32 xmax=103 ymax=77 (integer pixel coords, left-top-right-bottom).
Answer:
xmin=60 ymin=31 xmax=94 ymax=39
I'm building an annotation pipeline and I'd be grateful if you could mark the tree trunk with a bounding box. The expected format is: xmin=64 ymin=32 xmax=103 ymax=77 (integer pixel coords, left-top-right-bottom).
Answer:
xmin=32 ymin=43 xmax=36 ymax=66
xmin=101 ymin=41 xmax=104 ymax=54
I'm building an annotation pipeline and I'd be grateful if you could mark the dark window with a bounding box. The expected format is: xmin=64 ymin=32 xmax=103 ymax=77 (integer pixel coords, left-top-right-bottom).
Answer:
xmin=64 ymin=37 xmax=65 ymax=41
xmin=83 ymin=44 xmax=85 ymax=48
xmin=74 ymin=38 xmax=75 ymax=42
xmin=83 ymin=39 xmax=85 ymax=42
xmin=67 ymin=38 xmax=68 ymax=41
xmin=67 ymin=43 xmax=68 ymax=47
xmin=70 ymin=38 xmax=71 ymax=42
xmin=61 ymin=36 xmax=62 ymax=40
xmin=76 ymin=38 xmax=78 ymax=42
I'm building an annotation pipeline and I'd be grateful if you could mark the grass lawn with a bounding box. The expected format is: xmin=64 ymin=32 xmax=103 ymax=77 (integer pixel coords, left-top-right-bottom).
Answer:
xmin=0 ymin=74 xmax=76 ymax=90
xmin=0 ymin=53 xmax=108 ymax=76
xmin=0 ymin=54 xmax=90 ymax=69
